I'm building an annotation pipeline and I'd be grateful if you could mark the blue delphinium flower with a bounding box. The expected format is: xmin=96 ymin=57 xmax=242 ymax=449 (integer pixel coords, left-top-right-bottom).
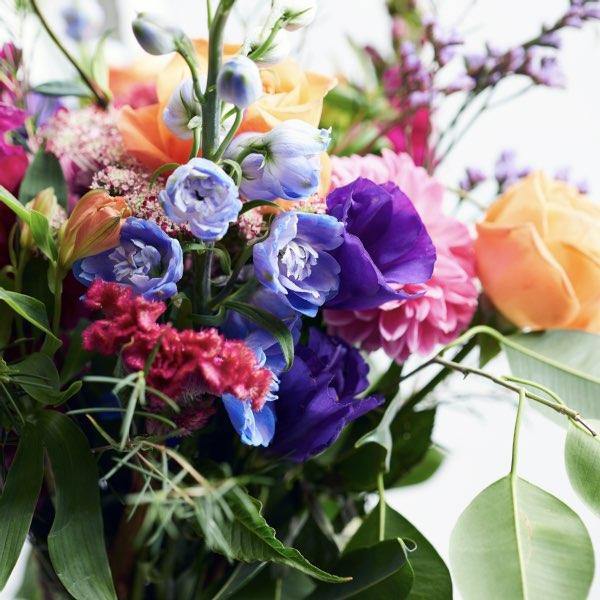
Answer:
xmin=217 ymin=55 xmax=263 ymax=109
xmin=271 ymin=328 xmax=383 ymax=462
xmin=220 ymin=288 xmax=301 ymax=446
xmin=73 ymin=217 xmax=183 ymax=301
xmin=253 ymin=211 xmax=344 ymax=317
xmin=159 ymin=158 xmax=242 ymax=241
xmin=225 ymin=119 xmax=331 ymax=201
xmin=163 ymin=79 xmax=202 ymax=140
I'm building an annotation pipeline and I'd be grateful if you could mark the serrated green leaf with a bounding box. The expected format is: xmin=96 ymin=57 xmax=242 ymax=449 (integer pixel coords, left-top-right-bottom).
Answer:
xmin=218 ymin=490 xmax=348 ymax=584
xmin=308 ymin=538 xmax=413 ymax=599
xmin=224 ymin=300 xmax=294 ymax=370
xmin=450 ymin=476 xmax=594 ymax=600
xmin=505 ymin=330 xmax=600 ymax=421
xmin=19 ymin=149 xmax=68 ymax=209
xmin=40 ymin=411 xmax=117 ymax=600
xmin=565 ymin=420 xmax=600 ymax=517
xmin=0 ymin=424 xmax=44 ymax=590
xmin=346 ymin=502 xmax=451 ymax=600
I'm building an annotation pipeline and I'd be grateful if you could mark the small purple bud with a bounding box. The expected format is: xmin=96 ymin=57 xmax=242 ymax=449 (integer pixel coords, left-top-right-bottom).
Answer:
xmin=217 ymin=55 xmax=263 ymax=109
xmin=460 ymin=167 xmax=486 ymax=191
xmin=445 ymin=73 xmax=476 ymax=94
xmin=538 ymin=31 xmax=562 ymax=49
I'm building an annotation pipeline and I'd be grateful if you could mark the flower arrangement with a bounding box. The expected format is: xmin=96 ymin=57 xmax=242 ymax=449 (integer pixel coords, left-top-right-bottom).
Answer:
xmin=0 ymin=1 xmax=599 ymax=598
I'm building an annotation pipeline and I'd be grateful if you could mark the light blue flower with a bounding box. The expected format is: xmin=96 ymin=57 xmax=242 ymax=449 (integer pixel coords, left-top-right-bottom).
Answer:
xmin=222 ymin=394 xmax=276 ymax=447
xmin=217 ymin=55 xmax=263 ymax=109
xmin=163 ymin=79 xmax=202 ymax=140
xmin=159 ymin=158 xmax=242 ymax=241
xmin=225 ymin=119 xmax=331 ymax=201
xmin=73 ymin=217 xmax=183 ymax=301
xmin=253 ymin=211 xmax=343 ymax=316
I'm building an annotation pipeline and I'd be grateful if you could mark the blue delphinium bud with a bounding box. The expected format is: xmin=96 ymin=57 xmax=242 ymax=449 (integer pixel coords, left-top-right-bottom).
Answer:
xmin=247 ymin=26 xmax=291 ymax=66
xmin=253 ymin=211 xmax=343 ymax=316
xmin=276 ymin=0 xmax=317 ymax=31
xmin=73 ymin=217 xmax=183 ymax=301
xmin=132 ymin=13 xmax=185 ymax=56
xmin=225 ymin=119 xmax=330 ymax=201
xmin=159 ymin=158 xmax=242 ymax=242
xmin=61 ymin=0 xmax=104 ymax=42
xmin=217 ymin=55 xmax=263 ymax=109
xmin=163 ymin=79 xmax=202 ymax=140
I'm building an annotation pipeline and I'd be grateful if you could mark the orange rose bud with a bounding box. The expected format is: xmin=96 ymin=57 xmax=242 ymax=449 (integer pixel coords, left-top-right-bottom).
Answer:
xmin=475 ymin=172 xmax=600 ymax=333
xmin=58 ymin=189 xmax=131 ymax=269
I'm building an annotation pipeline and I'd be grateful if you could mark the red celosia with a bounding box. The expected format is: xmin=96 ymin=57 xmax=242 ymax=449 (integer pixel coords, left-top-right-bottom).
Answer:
xmin=82 ymin=281 xmax=273 ymax=421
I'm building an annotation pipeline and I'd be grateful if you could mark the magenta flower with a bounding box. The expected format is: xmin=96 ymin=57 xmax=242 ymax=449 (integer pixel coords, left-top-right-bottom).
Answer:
xmin=325 ymin=151 xmax=478 ymax=361
xmin=0 ymin=103 xmax=28 ymax=194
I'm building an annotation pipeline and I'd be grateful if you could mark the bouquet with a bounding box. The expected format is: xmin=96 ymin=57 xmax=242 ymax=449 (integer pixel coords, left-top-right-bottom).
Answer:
xmin=0 ymin=0 xmax=599 ymax=598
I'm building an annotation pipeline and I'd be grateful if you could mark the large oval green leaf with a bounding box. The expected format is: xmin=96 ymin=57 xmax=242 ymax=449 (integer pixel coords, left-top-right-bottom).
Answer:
xmin=450 ymin=476 xmax=594 ymax=600
xmin=505 ymin=330 xmax=600 ymax=420
xmin=345 ymin=502 xmax=451 ymax=600
xmin=40 ymin=411 xmax=117 ymax=600
xmin=565 ymin=420 xmax=600 ymax=517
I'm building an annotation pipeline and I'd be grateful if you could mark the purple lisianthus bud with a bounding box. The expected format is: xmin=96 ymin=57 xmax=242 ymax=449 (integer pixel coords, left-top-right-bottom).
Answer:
xmin=226 ymin=119 xmax=331 ymax=201
xmin=271 ymin=328 xmax=383 ymax=462
xmin=217 ymin=55 xmax=263 ymax=109
xmin=73 ymin=217 xmax=183 ymax=300
xmin=159 ymin=158 xmax=242 ymax=241
xmin=132 ymin=13 xmax=185 ymax=56
xmin=163 ymin=79 xmax=202 ymax=140
xmin=253 ymin=211 xmax=344 ymax=317
xmin=325 ymin=178 xmax=436 ymax=311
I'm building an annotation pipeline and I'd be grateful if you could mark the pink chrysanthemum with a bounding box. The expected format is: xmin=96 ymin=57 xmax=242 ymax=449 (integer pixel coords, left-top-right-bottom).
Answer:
xmin=325 ymin=150 xmax=478 ymax=362
xmin=82 ymin=281 xmax=273 ymax=431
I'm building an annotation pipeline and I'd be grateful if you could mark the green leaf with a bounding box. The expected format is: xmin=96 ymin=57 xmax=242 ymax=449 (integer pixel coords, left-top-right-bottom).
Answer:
xmin=19 ymin=149 xmax=68 ymax=209
xmin=450 ymin=476 xmax=594 ymax=600
xmin=219 ymin=490 xmax=348 ymax=584
xmin=29 ymin=210 xmax=58 ymax=262
xmin=0 ymin=185 xmax=31 ymax=223
xmin=308 ymin=539 xmax=413 ymax=599
xmin=0 ymin=423 xmax=44 ymax=590
xmin=33 ymin=80 xmax=91 ymax=98
xmin=505 ymin=330 xmax=600 ymax=420
xmin=397 ymin=446 xmax=445 ymax=487
xmin=39 ymin=411 xmax=117 ymax=600
xmin=346 ymin=502 xmax=451 ymax=600
xmin=565 ymin=420 xmax=600 ymax=516
xmin=0 ymin=288 xmax=59 ymax=347
xmin=224 ymin=300 xmax=294 ymax=370
xmin=239 ymin=200 xmax=281 ymax=214
xmin=364 ymin=361 xmax=402 ymax=401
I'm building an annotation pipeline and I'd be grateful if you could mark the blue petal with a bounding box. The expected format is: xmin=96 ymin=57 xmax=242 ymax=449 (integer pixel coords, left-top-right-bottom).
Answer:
xmin=223 ymin=395 xmax=276 ymax=447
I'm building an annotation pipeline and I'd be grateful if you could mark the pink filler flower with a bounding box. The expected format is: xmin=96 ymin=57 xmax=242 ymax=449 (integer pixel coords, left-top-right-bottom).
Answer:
xmin=325 ymin=150 xmax=478 ymax=362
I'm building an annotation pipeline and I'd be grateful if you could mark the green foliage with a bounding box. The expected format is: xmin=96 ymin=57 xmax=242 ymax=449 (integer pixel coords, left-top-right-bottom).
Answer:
xmin=565 ymin=420 xmax=600 ymax=516
xmin=28 ymin=209 xmax=58 ymax=262
xmin=450 ymin=476 xmax=594 ymax=600
xmin=40 ymin=411 xmax=117 ymax=600
xmin=505 ymin=329 xmax=600 ymax=420
xmin=0 ymin=184 xmax=31 ymax=222
xmin=308 ymin=539 xmax=414 ymax=599
xmin=18 ymin=149 xmax=68 ymax=209
xmin=346 ymin=502 xmax=452 ymax=600
xmin=0 ymin=424 xmax=44 ymax=590
xmin=33 ymin=80 xmax=91 ymax=98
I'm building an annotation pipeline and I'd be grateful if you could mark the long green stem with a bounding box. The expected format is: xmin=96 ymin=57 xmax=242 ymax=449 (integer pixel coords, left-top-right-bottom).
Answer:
xmin=510 ymin=389 xmax=526 ymax=477
xmin=30 ymin=0 xmax=109 ymax=108
xmin=14 ymin=249 xmax=29 ymax=355
xmin=51 ymin=273 xmax=63 ymax=336
xmin=377 ymin=472 xmax=386 ymax=542
xmin=214 ymin=108 xmax=243 ymax=161
xmin=202 ymin=0 xmax=237 ymax=159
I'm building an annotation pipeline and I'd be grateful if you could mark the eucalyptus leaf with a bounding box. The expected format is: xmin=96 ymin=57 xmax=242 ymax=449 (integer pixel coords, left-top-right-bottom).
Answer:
xmin=308 ymin=538 xmax=414 ymax=599
xmin=450 ymin=476 xmax=594 ymax=600
xmin=40 ymin=411 xmax=117 ymax=600
xmin=565 ymin=419 xmax=600 ymax=516
xmin=505 ymin=330 xmax=600 ymax=420
xmin=0 ymin=423 xmax=44 ymax=590
xmin=19 ymin=149 xmax=68 ymax=209
xmin=33 ymin=80 xmax=91 ymax=98
xmin=219 ymin=490 xmax=348 ymax=584
xmin=346 ymin=502 xmax=451 ymax=600
xmin=224 ymin=300 xmax=294 ymax=370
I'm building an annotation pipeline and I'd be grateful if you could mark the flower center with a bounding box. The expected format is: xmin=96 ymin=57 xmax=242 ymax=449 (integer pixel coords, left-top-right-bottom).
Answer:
xmin=110 ymin=238 xmax=162 ymax=282
xmin=279 ymin=240 xmax=318 ymax=281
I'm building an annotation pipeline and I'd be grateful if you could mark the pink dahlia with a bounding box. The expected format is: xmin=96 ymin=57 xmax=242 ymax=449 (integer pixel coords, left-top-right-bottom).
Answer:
xmin=325 ymin=150 xmax=478 ymax=362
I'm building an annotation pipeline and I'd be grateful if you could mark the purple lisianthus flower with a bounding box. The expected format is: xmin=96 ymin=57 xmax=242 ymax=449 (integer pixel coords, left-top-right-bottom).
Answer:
xmin=271 ymin=328 xmax=383 ymax=462
xmin=73 ymin=217 xmax=183 ymax=300
xmin=159 ymin=157 xmax=242 ymax=241
xmin=325 ymin=178 xmax=436 ymax=311
xmin=253 ymin=211 xmax=344 ymax=317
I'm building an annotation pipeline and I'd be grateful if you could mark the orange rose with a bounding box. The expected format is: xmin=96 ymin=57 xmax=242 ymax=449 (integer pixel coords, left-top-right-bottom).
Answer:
xmin=117 ymin=40 xmax=336 ymax=170
xmin=475 ymin=172 xmax=600 ymax=332
xmin=58 ymin=190 xmax=131 ymax=269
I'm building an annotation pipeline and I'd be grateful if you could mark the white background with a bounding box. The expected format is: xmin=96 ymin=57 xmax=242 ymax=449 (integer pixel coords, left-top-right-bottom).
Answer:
xmin=1 ymin=0 xmax=599 ymax=598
